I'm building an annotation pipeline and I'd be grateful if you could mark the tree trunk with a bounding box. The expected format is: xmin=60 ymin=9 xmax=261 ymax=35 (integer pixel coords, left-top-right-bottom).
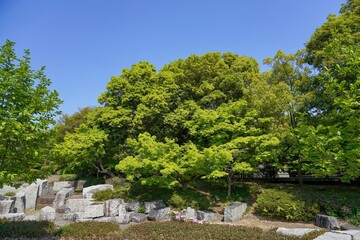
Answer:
xmin=297 ymin=158 xmax=303 ymax=186
xmin=227 ymin=175 xmax=232 ymax=197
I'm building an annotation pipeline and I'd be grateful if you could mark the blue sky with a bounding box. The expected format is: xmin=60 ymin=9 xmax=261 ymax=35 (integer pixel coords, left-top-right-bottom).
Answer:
xmin=0 ymin=0 xmax=345 ymax=116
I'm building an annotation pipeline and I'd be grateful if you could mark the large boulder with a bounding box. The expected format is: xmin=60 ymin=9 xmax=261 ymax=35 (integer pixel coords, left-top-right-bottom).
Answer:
xmin=224 ymin=202 xmax=247 ymax=222
xmin=23 ymin=183 xmax=39 ymax=210
xmin=53 ymin=181 xmax=74 ymax=192
xmin=276 ymin=227 xmax=319 ymax=237
xmin=131 ymin=213 xmax=147 ymax=223
xmin=125 ymin=201 xmax=141 ymax=212
xmin=185 ymin=207 xmax=197 ymax=220
xmin=82 ymin=184 xmax=113 ymax=199
xmin=197 ymin=210 xmax=217 ymax=222
xmin=118 ymin=212 xmax=133 ymax=224
xmin=65 ymin=199 xmax=91 ymax=213
xmin=104 ymin=199 xmax=124 ymax=217
xmin=53 ymin=187 xmax=74 ymax=208
xmin=144 ymin=200 xmax=166 ymax=214
xmin=40 ymin=206 xmax=56 ymax=221
xmin=314 ymin=232 xmax=352 ymax=240
xmin=37 ymin=179 xmax=50 ymax=196
xmin=84 ymin=203 xmax=105 ymax=219
xmin=315 ymin=214 xmax=341 ymax=230
xmin=147 ymin=207 xmax=171 ymax=221
xmin=13 ymin=192 xmax=26 ymax=213
xmin=0 ymin=200 xmax=14 ymax=214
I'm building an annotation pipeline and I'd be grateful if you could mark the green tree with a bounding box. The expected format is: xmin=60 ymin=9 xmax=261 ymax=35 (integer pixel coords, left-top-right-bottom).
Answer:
xmin=54 ymin=124 xmax=113 ymax=177
xmin=299 ymin=43 xmax=360 ymax=181
xmin=0 ymin=40 xmax=62 ymax=187
xmin=54 ymin=107 xmax=94 ymax=143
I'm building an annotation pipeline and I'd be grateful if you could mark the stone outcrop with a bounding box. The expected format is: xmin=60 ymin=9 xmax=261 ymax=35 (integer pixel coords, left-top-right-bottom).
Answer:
xmin=53 ymin=181 xmax=73 ymax=191
xmin=53 ymin=187 xmax=74 ymax=208
xmin=40 ymin=206 xmax=56 ymax=221
xmin=0 ymin=213 xmax=25 ymax=221
xmin=23 ymin=183 xmax=39 ymax=210
xmin=84 ymin=203 xmax=105 ymax=219
xmin=125 ymin=201 xmax=141 ymax=212
xmin=131 ymin=213 xmax=147 ymax=223
xmin=185 ymin=207 xmax=197 ymax=219
xmin=276 ymin=227 xmax=319 ymax=237
xmin=144 ymin=200 xmax=166 ymax=214
xmin=197 ymin=210 xmax=217 ymax=222
xmin=0 ymin=200 xmax=14 ymax=214
xmin=147 ymin=207 xmax=171 ymax=221
xmin=224 ymin=202 xmax=247 ymax=222
xmin=82 ymin=184 xmax=113 ymax=199
xmin=104 ymin=199 xmax=124 ymax=217
xmin=315 ymin=214 xmax=341 ymax=230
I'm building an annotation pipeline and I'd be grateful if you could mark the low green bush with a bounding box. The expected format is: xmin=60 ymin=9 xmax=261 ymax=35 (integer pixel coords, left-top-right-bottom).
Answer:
xmin=60 ymin=221 xmax=121 ymax=239
xmin=4 ymin=192 xmax=15 ymax=197
xmin=92 ymin=185 xmax=130 ymax=202
xmin=0 ymin=220 xmax=58 ymax=238
xmin=59 ymin=174 xmax=77 ymax=181
xmin=255 ymin=188 xmax=319 ymax=221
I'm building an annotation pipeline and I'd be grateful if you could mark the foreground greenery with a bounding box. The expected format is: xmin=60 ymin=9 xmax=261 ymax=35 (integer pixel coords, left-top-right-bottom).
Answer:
xmin=0 ymin=221 xmax=323 ymax=240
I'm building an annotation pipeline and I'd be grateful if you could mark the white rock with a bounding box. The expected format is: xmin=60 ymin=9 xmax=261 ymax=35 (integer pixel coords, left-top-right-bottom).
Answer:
xmin=334 ymin=230 xmax=360 ymax=240
xmin=144 ymin=200 xmax=166 ymax=214
xmin=82 ymin=184 xmax=113 ymax=199
xmin=148 ymin=207 xmax=171 ymax=221
xmin=276 ymin=227 xmax=319 ymax=237
xmin=314 ymin=232 xmax=352 ymax=240
xmin=13 ymin=192 xmax=26 ymax=213
xmin=0 ymin=200 xmax=14 ymax=214
xmin=53 ymin=187 xmax=74 ymax=208
xmin=53 ymin=181 xmax=73 ymax=191
xmin=65 ymin=199 xmax=91 ymax=213
xmin=37 ymin=179 xmax=50 ymax=196
xmin=185 ymin=207 xmax=197 ymax=219
xmin=94 ymin=217 xmax=119 ymax=223
xmin=84 ymin=203 xmax=104 ymax=218
xmin=118 ymin=212 xmax=132 ymax=224
xmin=104 ymin=199 xmax=123 ymax=217
xmin=23 ymin=183 xmax=39 ymax=210
xmin=224 ymin=202 xmax=247 ymax=222
xmin=40 ymin=206 xmax=56 ymax=221
xmin=197 ymin=210 xmax=217 ymax=222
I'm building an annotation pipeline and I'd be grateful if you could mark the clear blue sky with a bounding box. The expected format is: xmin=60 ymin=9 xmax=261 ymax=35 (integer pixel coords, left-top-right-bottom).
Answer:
xmin=0 ymin=0 xmax=345 ymax=116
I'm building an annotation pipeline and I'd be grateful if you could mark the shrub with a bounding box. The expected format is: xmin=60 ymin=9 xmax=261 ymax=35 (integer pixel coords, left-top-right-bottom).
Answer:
xmin=60 ymin=221 xmax=121 ymax=239
xmin=0 ymin=220 xmax=58 ymax=238
xmin=4 ymin=192 xmax=15 ymax=197
xmin=59 ymin=174 xmax=77 ymax=181
xmin=92 ymin=185 xmax=130 ymax=202
xmin=255 ymin=188 xmax=319 ymax=222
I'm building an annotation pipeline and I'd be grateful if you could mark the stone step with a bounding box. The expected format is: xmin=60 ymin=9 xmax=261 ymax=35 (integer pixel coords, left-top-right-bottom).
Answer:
xmin=56 ymin=206 xmax=66 ymax=214
xmin=37 ymin=195 xmax=56 ymax=204
xmin=36 ymin=203 xmax=53 ymax=210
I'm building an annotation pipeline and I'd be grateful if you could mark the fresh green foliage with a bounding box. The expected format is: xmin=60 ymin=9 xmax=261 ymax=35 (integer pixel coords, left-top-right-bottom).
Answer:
xmin=92 ymin=185 xmax=130 ymax=202
xmin=59 ymin=174 xmax=77 ymax=181
xmin=255 ymin=188 xmax=319 ymax=221
xmin=0 ymin=220 xmax=58 ymax=238
xmin=0 ymin=40 xmax=62 ymax=187
xmin=4 ymin=192 xmax=15 ymax=197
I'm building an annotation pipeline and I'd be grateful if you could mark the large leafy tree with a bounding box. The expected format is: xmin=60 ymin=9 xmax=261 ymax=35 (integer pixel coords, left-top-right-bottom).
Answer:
xmin=0 ymin=40 xmax=62 ymax=187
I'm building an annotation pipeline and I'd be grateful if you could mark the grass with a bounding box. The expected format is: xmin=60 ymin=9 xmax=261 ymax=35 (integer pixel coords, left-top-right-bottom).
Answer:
xmin=0 ymin=220 xmax=323 ymax=239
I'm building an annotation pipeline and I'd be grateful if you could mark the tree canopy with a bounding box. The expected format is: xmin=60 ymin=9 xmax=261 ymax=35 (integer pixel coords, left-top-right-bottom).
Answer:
xmin=0 ymin=40 xmax=62 ymax=187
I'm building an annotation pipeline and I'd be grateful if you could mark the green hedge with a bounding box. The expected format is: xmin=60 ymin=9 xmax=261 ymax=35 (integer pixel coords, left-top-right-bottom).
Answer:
xmin=255 ymin=188 xmax=319 ymax=222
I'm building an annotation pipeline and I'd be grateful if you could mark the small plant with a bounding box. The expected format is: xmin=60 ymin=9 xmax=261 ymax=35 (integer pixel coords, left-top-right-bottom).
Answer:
xmin=4 ymin=192 xmax=15 ymax=197
xmin=138 ymin=205 xmax=145 ymax=213
xmin=170 ymin=211 xmax=205 ymax=224
xmin=59 ymin=174 xmax=77 ymax=181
